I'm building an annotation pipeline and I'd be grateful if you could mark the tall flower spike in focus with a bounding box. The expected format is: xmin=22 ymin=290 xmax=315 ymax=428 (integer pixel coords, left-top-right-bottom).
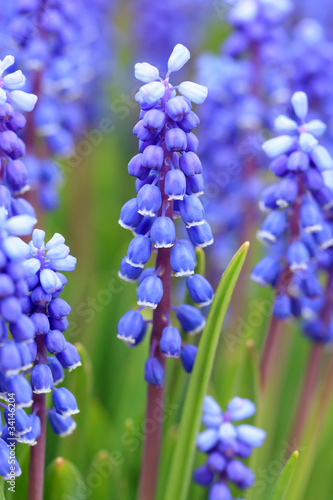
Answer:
xmin=194 ymin=396 xmax=266 ymax=499
xmin=118 ymin=44 xmax=212 ymax=385
xmin=118 ymin=44 xmax=212 ymax=500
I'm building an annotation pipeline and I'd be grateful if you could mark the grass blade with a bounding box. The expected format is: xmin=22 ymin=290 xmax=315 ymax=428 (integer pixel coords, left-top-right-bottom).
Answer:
xmin=162 ymin=242 xmax=250 ymax=500
xmin=270 ymin=451 xmax=299 ymax=500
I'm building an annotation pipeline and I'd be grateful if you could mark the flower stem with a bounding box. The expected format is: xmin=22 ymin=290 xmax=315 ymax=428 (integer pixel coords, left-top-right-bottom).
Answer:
xmin=28 ymin=335 xmax=47 ymax=500
xmin=138 ymin=100 xmax=173 ymax=500
xmin=260 ymin=314 xmax=283 ymax=390
xmin=290 ymin=270 xmax=333 ymax=445
xmin=260 ymin=176 xmax=304 ymax=389
xmin=290 ymin=343 xmax=323 ymax=445
xmin=138 ymin=237 xmax=172 ymax=500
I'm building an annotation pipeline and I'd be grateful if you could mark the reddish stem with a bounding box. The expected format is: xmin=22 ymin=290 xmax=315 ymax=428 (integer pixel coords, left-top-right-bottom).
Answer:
xmin=138 ymin=234 xmax=172 ymax=500
xmin=260 ymin=314 xmax=283 ymax=390
xmin=138 ymin=87 xmax=173 ymax=500
xmin=290 ymin=270 xmax=333 ymax=445
xmin=260 ymin=176 xmax=304 ymax=389
xmin=28 ymin=335 xmax=47 ymax=500
xmin=290 ymin=343 xmax=323 ymax=445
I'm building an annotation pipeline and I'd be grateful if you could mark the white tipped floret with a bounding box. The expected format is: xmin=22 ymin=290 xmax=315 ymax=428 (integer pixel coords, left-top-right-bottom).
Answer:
xmin=134 ymin=62 xmax=159 ymax=83
xmin=168 ymin=44 xmax=190 ymax=72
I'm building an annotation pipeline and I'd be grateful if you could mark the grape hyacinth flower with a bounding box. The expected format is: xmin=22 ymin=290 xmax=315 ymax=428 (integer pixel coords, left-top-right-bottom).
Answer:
xmin=252 ymin=91 xmax=333 ymax=331
xmin=196 ymin=0 xmax=293 ymax=282
xmin=0 ymin=209 xmax=37 ymax=479
xmin=0 ymin=227 xmax=79 ymax=482
xmin=24 ymin=229 xmax=80 ymax=421
xmin=288 ymin=19 xmax=333 ymax=136
xmin=118 ymin=44 xmax=213 ymax=500
xmin=0 ymin=53 xmax=80 ymax=482
xmin=194 ymin=396 xmax=266 ymax=498
xmin=301 ymin=170 xmax=333 ymax=343
xmin=0 ymin=1 xmax=114 ymax=210
xmin=0 ymin=55 xmax=37 ymax=111
xmin=117 ymin=44 xmax=213 ymax=386
xmin=131 ymin=0 xmax=212 ymax=69
xmin=0 ymin=55 xmax=37 ymax=209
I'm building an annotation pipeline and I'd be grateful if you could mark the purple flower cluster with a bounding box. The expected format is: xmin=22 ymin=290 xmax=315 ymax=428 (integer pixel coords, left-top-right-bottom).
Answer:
xmin=0 ymin=228 xmax=79 ymax=478
xmin=131 ymin=0 xmax=212 ymax=69
xmin=252 ymin=91 xmax=333 ymax=341
xmin=0 ymin=56 xmax=80 ymax=478
xmin=224 ymin=0 xmax=292 ymax=59
xmin=196 ymin=0 xmax=293 ymax=278
xmin=287 ymin=19 xmax=333 ymax=136
xmin=117 ymin=45 xmax=214 ymax=385
xmin=1 ymin=0 xmax=114 ymax=210
xmin=194 ymin=396 xmax=266 ymax=500
xmin=0 ymin=211 xmax=37 ymax=480
xmin=0 ymin=55 xmax=37 ymax=214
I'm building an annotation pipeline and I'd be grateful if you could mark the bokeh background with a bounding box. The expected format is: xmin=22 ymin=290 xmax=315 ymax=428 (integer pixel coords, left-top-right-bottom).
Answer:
xmin=3 ymin=0 xmax=333 ymax=498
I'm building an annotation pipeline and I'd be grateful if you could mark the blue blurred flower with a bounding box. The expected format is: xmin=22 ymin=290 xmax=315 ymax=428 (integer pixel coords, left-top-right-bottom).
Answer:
xmin=194 ymin=396 xmax=266 ymax=498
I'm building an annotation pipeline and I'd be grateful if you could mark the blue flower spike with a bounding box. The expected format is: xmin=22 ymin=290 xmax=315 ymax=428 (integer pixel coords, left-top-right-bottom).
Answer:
xmin=117 ymin=45 xmax=213 ymax=383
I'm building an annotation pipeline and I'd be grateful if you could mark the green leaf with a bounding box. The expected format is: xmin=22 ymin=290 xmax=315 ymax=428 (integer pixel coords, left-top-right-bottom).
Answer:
xmin=0 ymin=478 xmax=5 ymax=500
xmin=270 ymin=451 xmax=299 ymax=500
xmin=195 ymin=248 xmax=206 ymax=277
xmin=45 ymin=457 xmax=88 ymax=500
xmin=162 ymin=242 xmax=250 ymax=500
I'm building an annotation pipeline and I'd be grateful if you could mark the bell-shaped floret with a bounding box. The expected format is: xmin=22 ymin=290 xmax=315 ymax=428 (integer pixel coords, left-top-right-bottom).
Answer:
xmin=186 ymin=274 xmax=214 ymax=307
xmin=52 ymin=387 xmax=79 ymax=418
xmin=56 ymin=342 xmax=81 ymax=371
xmin=176 ymin=304 xmax=206 ymax=335
xmin=144 ymin=358 xmax=164 ymax=386
xmin=31 ymin=363 xmax=53 ymax=394
xmin=151 ymin=216 xmax=176 ymax=248
xmin=137 ymin=275 xmax=163 ymax=309
xmin=117 ymin=310 xmax=144 ymax=345
xmin=165 ymin=128 xmax=187 ymax=152
xmin=126 ymin=235 xmax=152 ymax=268
xmin=137 ymin=184 xmax=162 ymax=217
xmin=179 ymin=195 xmax=205 ymax=228
xmin=180 ymin=344 xmax=197 ymax=373
xmin=287 ymin=241 xmax=310 ymax=271
xmin=187 ymin=221 xmax=214 ymax=248
xmin=170 ymin=241 xmax=196 ymax=277
xmin=165 ymin=169 xmax=186 ymax=200
xmin=160 ymin=327 xmax=182 ymax=357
